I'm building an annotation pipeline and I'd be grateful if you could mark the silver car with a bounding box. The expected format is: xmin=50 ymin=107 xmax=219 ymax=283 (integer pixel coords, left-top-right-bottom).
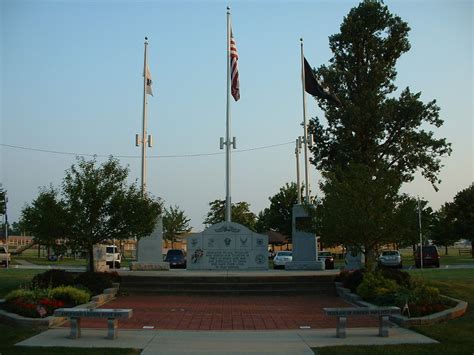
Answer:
xmin=377 ymin=250 xmax=402 ymax=268
xmin=273 ymin=251 xmax=292 ymax=269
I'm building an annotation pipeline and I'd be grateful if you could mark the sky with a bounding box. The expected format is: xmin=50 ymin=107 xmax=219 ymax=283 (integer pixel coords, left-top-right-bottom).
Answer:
xmin=1 ymin=0 xmax=472 ymax=232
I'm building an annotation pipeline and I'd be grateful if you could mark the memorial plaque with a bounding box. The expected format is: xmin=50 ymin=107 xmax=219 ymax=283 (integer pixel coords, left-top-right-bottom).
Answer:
xmin=187 ymin=222 xmax=268 ymax=270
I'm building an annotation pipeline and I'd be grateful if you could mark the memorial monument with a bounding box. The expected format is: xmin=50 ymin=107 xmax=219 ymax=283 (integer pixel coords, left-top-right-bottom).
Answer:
xmin=131 ymin=217 xmax=170 ymax=270
xmin=285 ymin=204 xmax=324 ymax=270
xmin=186 ymin=222 xmax=268 ymax=270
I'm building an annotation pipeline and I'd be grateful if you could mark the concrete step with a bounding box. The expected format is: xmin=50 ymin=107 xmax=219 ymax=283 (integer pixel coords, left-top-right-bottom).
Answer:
xmin=119 ymin=275 xmax=337 ymax=295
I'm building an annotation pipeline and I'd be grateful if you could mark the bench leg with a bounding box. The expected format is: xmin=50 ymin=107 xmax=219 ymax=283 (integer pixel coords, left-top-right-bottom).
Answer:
xmin=69 ymin=317 xmax=81 ymax=339
xmin=336 ymin=316 xmax=346 ymax=338
xmin=107 ymin=318 xmax=118 ymax=339
xmin=379 ymin=315 xmax=389 ymax=337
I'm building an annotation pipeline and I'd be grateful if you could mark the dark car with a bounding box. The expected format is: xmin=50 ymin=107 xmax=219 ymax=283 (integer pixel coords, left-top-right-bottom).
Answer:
xmin=415 ymin=245 xmax=440 ymax=268
xmin=318 ymin=251 xmax=335 ymax=269
xmin=165 ymin=249 xmax=187 ymax=269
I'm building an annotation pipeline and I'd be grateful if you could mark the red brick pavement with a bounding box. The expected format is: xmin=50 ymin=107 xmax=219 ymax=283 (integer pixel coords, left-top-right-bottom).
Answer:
xmin=76 ymin=294 xmax=379 ymax=330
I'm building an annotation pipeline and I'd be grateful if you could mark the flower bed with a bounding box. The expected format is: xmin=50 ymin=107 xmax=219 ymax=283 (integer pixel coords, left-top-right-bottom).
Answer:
xmin=0 ymin=269 xmax=121 ymax=319
xmin=335 ymin=268 xmax=468 ymax=326
xmin=336 ymin=268 xmax=458 ymax=317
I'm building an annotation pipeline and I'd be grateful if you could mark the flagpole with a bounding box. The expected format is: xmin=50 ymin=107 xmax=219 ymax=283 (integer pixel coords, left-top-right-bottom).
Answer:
xmin=225 ymin=7 xmax=232 ymax=222
xmin=141 ymin=37 xmax=149 ymax=195
xmin=295 ymin=137 xmax=302 ymax=205
xmin=300 ymin=38 xmax=310 ymax=204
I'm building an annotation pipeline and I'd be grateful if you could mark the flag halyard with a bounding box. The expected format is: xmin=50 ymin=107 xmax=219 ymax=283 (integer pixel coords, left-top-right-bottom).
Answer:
xmin=230 ymin=29 xmax=240 ymax=101
xmin=304 ymin=57 xmax=340 ymax=106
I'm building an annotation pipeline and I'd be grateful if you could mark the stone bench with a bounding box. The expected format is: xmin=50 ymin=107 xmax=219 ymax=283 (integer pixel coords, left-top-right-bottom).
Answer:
xmin=54 ymin=308 xmax=133 ymax=339
xmin=323 ymin=306 xmax=400 ymax=338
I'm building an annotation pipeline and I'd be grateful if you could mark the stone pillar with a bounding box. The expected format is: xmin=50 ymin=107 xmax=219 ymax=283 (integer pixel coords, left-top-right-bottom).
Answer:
xmin=285 ymin=204 xmax=324 ymax=270
xmin=131 ymin=217 xmax=170 ymax=271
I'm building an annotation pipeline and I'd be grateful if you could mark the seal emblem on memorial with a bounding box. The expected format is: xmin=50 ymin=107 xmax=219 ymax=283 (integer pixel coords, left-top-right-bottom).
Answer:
xmin=224 ymin=237 xmax=232 ymax=247
xmin=255 ymin=254 xmax=265 ymax=265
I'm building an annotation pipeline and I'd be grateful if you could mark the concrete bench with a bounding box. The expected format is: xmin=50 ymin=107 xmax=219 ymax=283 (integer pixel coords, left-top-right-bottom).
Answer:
xmin=54 ymin=308 xmax=133 ymax=339
xmin=323 ymin=306 xmax=400 ymax=338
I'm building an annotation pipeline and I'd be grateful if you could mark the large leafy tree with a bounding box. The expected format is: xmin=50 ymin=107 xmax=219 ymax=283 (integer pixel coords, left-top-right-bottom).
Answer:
xmin=309 ymin=1 xmax=451 ymax=187
xmin=430 ymin=204 xmax=457 ymax=255
xmin=317 ymin=164 xmax=402 ymax=266
xmin=393 ymin=196 xmax=433 ymax=250
xmin=21 ymin=157 xmax=162 ymax=271
xmin=256 ymin=182 xmax=300 ymax=239
xmin=20 ymin=186 xmax=69 ymax=253
xmin=203 ymin=200 xmax=257 ymax=231
xmin=308 ymin=1 xmax=450 ymax=264
xmin=450 ymin=184 xmax=474 ymax=257
xmin=163 ymin=205 xmax=191 ymax=248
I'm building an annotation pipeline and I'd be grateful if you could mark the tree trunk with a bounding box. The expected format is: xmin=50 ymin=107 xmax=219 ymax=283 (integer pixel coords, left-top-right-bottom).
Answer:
xmin=88 ymin=245 xmax=95 ymax=272
xmin=471 ymin=240 xmax=474 ymax=258
xmin=445 ymin=245 xmax=448 ymax=255
xmin=38 ymin=243 xmax=40 ymax=258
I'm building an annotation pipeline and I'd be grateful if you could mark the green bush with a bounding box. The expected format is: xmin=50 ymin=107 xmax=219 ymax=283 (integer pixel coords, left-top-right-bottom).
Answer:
xmin=75 ymin=272 xmax=113 ymax=295
xmin=356 ymin=272 xmax=399 ymax=302
xmin=50 ymin=286 xmax=90 ymax=306
xmin=30 ymin=270 xmax=75 ymax=289
xmin=379 ymin=268 xmax=411 ymax=288
xmin=4 ymin=289 xmax=38 ymax=303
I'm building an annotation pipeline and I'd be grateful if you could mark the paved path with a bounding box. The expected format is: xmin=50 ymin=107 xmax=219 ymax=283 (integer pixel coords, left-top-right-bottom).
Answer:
xmin=74 ymin=294 xmax=379 ymax=330
xmin=17 ymin=327 xmax=438 ymax=354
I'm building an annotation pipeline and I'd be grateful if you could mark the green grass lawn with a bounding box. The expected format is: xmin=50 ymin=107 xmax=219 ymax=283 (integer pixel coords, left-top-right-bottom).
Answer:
xmin=316 ymin=268 xmax=474 ymax=354
xmin=0 ymin=269 xmax=43 ymax=298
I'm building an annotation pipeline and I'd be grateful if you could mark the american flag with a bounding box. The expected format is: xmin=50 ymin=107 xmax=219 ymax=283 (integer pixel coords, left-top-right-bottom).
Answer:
xmin=230 ymin=29 xmax=240 ymax=101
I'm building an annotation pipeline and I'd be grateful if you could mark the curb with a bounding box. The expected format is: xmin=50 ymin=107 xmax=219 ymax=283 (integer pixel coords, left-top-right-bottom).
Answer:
xmin=0 ymin=284 xmax=120 ymax=329
xmin=334 ymin=282 xmax=468 ymax=326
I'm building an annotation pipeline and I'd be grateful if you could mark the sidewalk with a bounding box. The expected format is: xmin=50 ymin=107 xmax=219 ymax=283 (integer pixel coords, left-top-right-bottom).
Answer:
xmin=17 ymin=327 xmax=438 ymax=354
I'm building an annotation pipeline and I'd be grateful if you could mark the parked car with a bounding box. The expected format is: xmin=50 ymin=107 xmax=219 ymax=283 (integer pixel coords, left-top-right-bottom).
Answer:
xmin=377 ymin=250 xmax=402 ymax=268
xmin=165 ymin=249 xmax=187 ymax=269
xmin=318 ymin=251 xmax=335 ymax=269
xmin=0 ymin=245 xmax=11 ymax=267
xmin=105 ymin=245 xmax=122 ymax=269
xmin=415 ymin=245 xmax=440 ymax=268
xmin=273 ymin=251 xmax=292 ymax=269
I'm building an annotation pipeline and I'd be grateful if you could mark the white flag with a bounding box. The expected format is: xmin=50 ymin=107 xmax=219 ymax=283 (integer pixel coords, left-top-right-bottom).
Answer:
xmin=145 ymin=64 xmax=153 ymax=96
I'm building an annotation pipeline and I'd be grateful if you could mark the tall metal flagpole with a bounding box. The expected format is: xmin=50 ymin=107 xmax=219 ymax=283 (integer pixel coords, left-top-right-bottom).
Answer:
xmin=418 ymin=197 xmax=423 ymax=270
xmin=300 ymin=38 xmax=311 ymax=204
xmin=141 ymin=37 xmax=149 ymax=195
xmin=225 ymin=8 xmax=232 ymax=222
xmin=295 ymin=137 xmax=302 ymax=205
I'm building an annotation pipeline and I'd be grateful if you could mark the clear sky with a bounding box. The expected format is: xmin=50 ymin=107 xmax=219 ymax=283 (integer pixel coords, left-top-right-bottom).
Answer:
xmin=1 ymin=0 xmax=472 ymax=231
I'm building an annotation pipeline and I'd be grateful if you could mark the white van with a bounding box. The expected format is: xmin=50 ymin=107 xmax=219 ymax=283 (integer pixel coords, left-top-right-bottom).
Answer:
xmin=105 ymin=245 xmax=121 ymax=269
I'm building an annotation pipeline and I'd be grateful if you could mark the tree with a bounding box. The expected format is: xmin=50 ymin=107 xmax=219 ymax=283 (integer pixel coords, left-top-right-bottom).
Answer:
xmin=308 ymin=1 xmax=451 ymax=189
xmin=430 ymin=204 xmax=457 ymax=255
xmin=163 ymin=205 xmax=191 ymax=248
xmin=203 ymin=200 xmax=257 ymax=231
xmin=20 ymin=186 xmax=69 ymax=253
xmin=450 ymin=184 xmax=474 ymax=257
xmin=307 ymin=1 xmax=450 ymax=265
xmin=256 ymin=182 xmax=300 ymax=239
xmin=0 ymin=187 xmax=5 ymax=215
xmin=393 ymin=196 xmax=433 ymax=250
xmin=22 ymin=157 xmax=162 ymax=271
xmin=317 ymin=164 xmax=403 ymax=267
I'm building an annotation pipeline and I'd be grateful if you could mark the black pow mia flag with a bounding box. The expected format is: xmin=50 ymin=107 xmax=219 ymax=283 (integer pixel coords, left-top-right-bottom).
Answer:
xmin=304 ymin=57 xmax=341 ymax=106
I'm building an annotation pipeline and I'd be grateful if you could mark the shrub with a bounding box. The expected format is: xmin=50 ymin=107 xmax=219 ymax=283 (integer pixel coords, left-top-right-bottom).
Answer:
xmin=30 ymin=270 xmax=75 ymax=289
xmin=50 ymin=286 xmax=91 ymax=306
xmin=103 ymin=271 xmax=121 ymax=283
xmin=75 ymin=272 xmax=113 ymax=295
xmin=356 ymin=272 xmax=399 ymax=302
xmin=342 ymin=269 xmax=366 ymax=293
xmin=4 ymin=289 xmax=38 ymax=303
xmin=379 ymin=268 xmax=411 ymax=288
